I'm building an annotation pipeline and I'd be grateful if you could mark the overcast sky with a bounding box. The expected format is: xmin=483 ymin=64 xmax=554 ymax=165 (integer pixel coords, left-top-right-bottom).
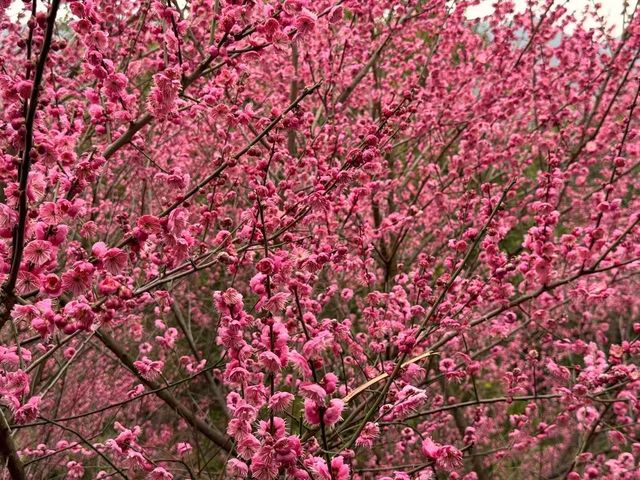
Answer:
xmin=465 ymin=0 xmax=630 ymax=36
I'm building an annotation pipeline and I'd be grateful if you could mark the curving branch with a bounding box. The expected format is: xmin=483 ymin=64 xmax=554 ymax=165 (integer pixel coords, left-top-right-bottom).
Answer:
xmin=95 ymin=331 xmax=234 ymax=454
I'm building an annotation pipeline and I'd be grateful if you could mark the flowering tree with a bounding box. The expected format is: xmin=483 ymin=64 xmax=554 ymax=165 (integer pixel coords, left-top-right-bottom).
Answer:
xmin=1 ymin=0 xmax=640 ymax=478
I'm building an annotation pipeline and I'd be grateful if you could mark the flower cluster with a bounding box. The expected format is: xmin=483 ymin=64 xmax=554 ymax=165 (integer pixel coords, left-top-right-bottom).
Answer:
xmin=0 ymin=0 xmax=640 ymax=479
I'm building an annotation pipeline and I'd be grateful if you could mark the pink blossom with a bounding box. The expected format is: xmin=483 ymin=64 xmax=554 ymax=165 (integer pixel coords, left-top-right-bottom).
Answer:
xmin=258 ymin=291 xmax=290 ymax=313
xmin=0 ymin=2 xmax=640 ymax=477
xmin=102 ymin=247 xmax=127 ymax=274
xmin=227 ymin=458 xmax=249 ymax=478
xmin=310 ymin=455 xmax=350 ymax=480
xmin=421 ymin=437 xmax=440 ymax=459
xmin=23 ymin=240 xmax=53 ymax=266
xmin=133 ymin=357 xmax=164 ymax=380
xmin=148 ymin=68 xmax=180 ymax=119
xmin=61 ymin=261 xmax=94 ymax=296
xmin=148 ymin=467 xmax=173 ymax=479
xmin=288 ymin=351 xmax=312 ymax=378
xmin=294 ymin=9 xmax=317 ymax=36
xmin=356 ymin=422 xmax=380 ymax=448
xmin=251 ymin=446 xmax=278 ymax=480
xmin=437 ymin=445 xmax=463 ymax=470
xmin=42 ymin=273 xmax=62 ymax=296
xmin=66 ymin=461 xmax=84 ymax=479
xmin=323 ymin=399 xmax=344 ymax=426
xmin=269 ymin=392 xmax=294 ymax=412
xmin=303 ymin=399 xmax=321 ymax=425
xmin=13 ymin=396 xmax=41 ymax=424
xmin=302 ymin=331 xmax=334 ymax=359
xmin=299 ymin=383 xmax=327 ymax=402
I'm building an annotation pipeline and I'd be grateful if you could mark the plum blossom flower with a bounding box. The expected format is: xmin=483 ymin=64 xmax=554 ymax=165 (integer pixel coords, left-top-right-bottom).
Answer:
xmin=0 ymin=204 xmax=17 ymax=229
xmin=176 ymin=442 xmax=192 ymax=456
xmin=258 ymin=291 xmax=290 ymax=313
xmin=133 ymin=357 xmax=164 ymax=380
xmin=0 ymin=346 xmax=30 ymax=367
xmin=300 ymin=383 xmax=327 ymax=403
xmin=13 ymin=395 xmax=41 ymax=424
xmin=148 ymin=67 xmax=180 ymax=119
xmin=15 ymin=271 xmax=40 ymax=294
xmin=288 ymin=351 xmax=312 ymax=378
xmin=66 ymin=461 xmax=84 ymax=479
xmin=302 ymin=331 xmax=334 ymax=359
xmin=294 ymin=8 xmax=317 ymax=36
xmin=148 ymin=467 xmax=173 ymax=479
xmin=356 ymin=422 xmax=380 ymax=448
xmin=304 ymin=399 xmax=321 ymax=425
xmin=42 ymin=273 xmax=62 ymax=296
xmin=341 ymin=288 xmax=354 ymax=300
xmin=138 ymin=214 xmax=163 ymax=234
xmin=227 ymin=458 xmax=249 ymax=478
xmin=237 ymin=433 xmax=260 ymax=459
xmin=437 ymin=445 xmax=463 ymax=469
xmin=215 ymin=288 xmax=244 ymax=314
xmin=38 ymin=202 xmax=64 ymax=224
xmin=64 ymin=300 xmax=96 ymax=331
xmin=23 ymin=240 xmax=53 ymax=266
xmin=269 ymin=391 xmax=294 ymax=412
xmin=258 ymin=351 xmax=282 ymax=372
xmin=310 ymin=455 xmax=350 ymax=480
xmin=256 ymin=258 xmax=275 ymax=274
xmin=323 ymin=399 xmax=344 ymax=426
xmin=102 ymin=248 xmax=128 ymax=274
xmin=421 ymin=437 xmax=463 ymax=470
xmin=61 ymin=261 xmax=94 ymax=296
xmin=0 ymin=370 xmax=30 ymax=408
xmin=576 ymin=406 xmax=599 ymax=430
xmin=421 ymin=437 xmax=440 ymax=459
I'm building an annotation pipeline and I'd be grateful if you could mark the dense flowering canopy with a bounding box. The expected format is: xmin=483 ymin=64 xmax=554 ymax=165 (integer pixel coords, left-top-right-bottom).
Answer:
xmin=1 ymin=0 xmax=640 ymax=478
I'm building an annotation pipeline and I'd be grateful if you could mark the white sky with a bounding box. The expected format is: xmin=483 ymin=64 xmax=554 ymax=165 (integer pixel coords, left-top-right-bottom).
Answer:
xmin=465 ymin=0 xmax=630 ymax=36
xmin=4 ymin=0 xmax=632 ymax=36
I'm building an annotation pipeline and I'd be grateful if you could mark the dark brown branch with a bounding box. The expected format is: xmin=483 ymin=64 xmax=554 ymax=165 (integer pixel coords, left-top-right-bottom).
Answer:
xmin=13 ymin=362 xmax=220 ymax=428
xmin=0 ymin=2 xmax=61 ymax=478
xmin=37 ymin=417 xmax=128 ymax=479
xmin=95 ymin=331 xmax=234 ymax=453
xmin=0 ymin=0 xmax=61 ymax=321
xmin=0 ymin=413 xmax=24 ymax=480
